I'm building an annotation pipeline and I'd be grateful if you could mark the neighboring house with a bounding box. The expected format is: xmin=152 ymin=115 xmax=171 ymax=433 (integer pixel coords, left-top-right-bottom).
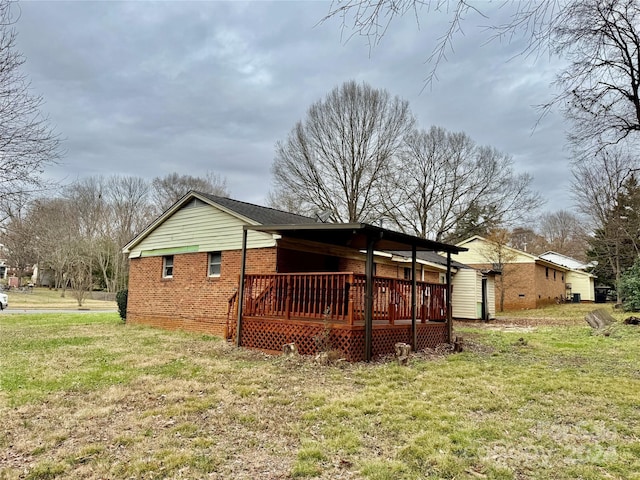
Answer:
xmin=538 ymin=251 xmax=596 ymax=303
xmin=391 ymin=251 xmax=496 ymax=321
xmin=454 ymin=236 xmax=583 ymax=310
xmin=0 ymin=244 xmax=7 ymax=280
xmin=123 ymin=191 xmax=471 ymax=361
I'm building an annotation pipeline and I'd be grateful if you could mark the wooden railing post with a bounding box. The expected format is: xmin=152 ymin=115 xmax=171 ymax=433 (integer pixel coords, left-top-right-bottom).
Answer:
xmin=347 ymin=273 xmax=354 ymax=325
xmin=389 ymin=278 xmax=396 ymax=325
xmin=285 ymin=276 xmax=292 ymax=320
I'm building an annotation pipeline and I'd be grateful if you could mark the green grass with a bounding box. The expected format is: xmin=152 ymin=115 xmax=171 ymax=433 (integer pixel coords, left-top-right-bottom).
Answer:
xmin=1 ymin=310 xmax=639 ymax=479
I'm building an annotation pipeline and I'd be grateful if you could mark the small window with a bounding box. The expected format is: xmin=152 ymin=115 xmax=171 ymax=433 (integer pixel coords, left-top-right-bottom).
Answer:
xmin=163 ymin=256 xmax=174 ymax=278
xmin=403 ymin=268 xmax=412 ymax=280
xmin=554 ymin=270 xmax=556 ymax=280
xmin=545 ymin=267 xmax=549 ymax=278
xmin=208 ymin=252 xmax=221 ymax=277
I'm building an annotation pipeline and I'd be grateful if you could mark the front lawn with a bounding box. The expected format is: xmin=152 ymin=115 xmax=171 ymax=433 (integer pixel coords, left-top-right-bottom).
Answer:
xmin=1 ymin=311 xmax=639 ymax=479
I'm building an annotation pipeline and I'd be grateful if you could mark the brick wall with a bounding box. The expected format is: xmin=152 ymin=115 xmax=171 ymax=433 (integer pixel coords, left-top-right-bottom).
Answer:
xmin=534 ymin=263 xmax=568 ymax=307
xmin=337 ymin=258 xmax=442 ymax=282
xmin=127 ymin=245 xmax=452 ymax=338
xmin=466 ymin=261 xmax=567 ymax=311
xmin=127 ymin=247 xmax=277 ymax=336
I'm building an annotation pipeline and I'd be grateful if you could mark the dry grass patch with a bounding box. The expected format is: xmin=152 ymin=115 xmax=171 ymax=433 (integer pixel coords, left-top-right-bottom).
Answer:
xmin=2 ymin=312 xmax=640 ymax=479
xmin=4 ymin=287 xmax=116 ymax=310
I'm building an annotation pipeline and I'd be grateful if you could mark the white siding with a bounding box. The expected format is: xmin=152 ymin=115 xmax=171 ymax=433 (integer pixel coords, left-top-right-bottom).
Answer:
xmin=452 ymin=269 xmax=481 ymax=319
xmin=455 ymin=238 xmax=534 ymax=265
xmin=487 ymin=276 xmax=496 ymax=319
xmin=128 ymin=204 xmax=275 ymax=258
xmin=566 ymin=271 xmax=595 ymax=302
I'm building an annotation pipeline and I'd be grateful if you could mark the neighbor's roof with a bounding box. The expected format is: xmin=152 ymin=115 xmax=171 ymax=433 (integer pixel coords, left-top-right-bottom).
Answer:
xmin=538 ymin=251 xmax=592 ymax=271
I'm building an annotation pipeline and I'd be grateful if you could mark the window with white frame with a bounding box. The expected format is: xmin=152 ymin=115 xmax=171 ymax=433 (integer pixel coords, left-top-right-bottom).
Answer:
xmin=162 ymin=255 xmax=174 ymax=278
xmin=208 ymin=252 xmax=221 ymax=277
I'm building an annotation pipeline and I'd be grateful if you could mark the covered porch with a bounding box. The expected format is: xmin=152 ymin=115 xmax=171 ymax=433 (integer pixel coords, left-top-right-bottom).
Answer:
xmin=231 ymin=223 xmax=466 ymax=362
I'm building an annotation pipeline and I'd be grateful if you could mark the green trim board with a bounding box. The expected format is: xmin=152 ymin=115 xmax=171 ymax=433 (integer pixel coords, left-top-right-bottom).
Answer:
xmin=140 ymin=245 xmax=199 ymax=257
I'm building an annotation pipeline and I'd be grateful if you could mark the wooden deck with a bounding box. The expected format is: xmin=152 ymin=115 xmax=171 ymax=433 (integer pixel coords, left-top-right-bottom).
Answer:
xmin=228 ymin=272 xmax=450 ymax=361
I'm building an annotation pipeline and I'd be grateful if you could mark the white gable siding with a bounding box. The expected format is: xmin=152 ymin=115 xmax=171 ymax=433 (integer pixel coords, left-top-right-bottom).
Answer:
xmin=128 ymin=204 xmax=275 ymax=258
xmin=455 ymin=238 xmax=533 ymax=266
xmin=566 ymin=270 xmax=595 ymax=302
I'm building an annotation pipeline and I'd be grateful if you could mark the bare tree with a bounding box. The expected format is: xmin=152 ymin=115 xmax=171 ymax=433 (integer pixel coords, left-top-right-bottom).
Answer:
xmin=0 ymin=0 xmax=61 ymax=214
xmin=150 ymin=171 xmax=229 ymax=214
xmin=537 ymin=210 xmax=588 ymax=259
xmin=28 ymin=198 xmax=76 ymax=294
xmin=481 ymin=229 xmax=520 ymax=312
xmin=106 ymin=175 xmax=153 ymax=291
xmin=323 ymin=1 xmax=561 ymax=87
xmin=572 ymin=146 xmax=640 ymax=298
xmin=510 ymin=227 xmax=549 ymax=255
xmin=572 ymin=146 xmax=639 ymax=229
xmin=0 ymin=212 xmax=36 ymax=285
xmin=271 ymin=80 xmax=415 ymax=222
xmin=548 ymin=0 xmax=640 ymax=150
xmin=381 ymin=126 xmax=542 ymax=241
xmin=325 ymin=1 xmax=640 ymax=151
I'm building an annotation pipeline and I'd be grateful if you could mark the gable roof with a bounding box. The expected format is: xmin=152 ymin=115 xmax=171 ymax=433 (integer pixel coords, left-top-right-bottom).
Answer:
xmin=455 ymin=235 xmax=577 ymax=270
xmin=196 ymin=192 xmax=317 ymax=225
xmin=538 ymin=251 xmax=592 ymax=271
xmin=456 ymin=235 xmax=540 ymax=261
xmin=123 ymin=190 xmax=316 ymax=253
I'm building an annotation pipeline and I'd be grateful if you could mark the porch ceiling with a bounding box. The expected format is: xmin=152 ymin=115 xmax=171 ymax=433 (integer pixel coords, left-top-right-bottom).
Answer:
xmin=246 ymin=223 xmax=467 ymax=255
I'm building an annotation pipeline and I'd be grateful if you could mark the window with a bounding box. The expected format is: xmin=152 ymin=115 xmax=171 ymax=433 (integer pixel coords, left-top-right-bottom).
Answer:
xmin=163 ymin=256 xmax=174 ymax=278
xmin=403 ymin=268 xmax=412 ymax=280
xmin=545 ymin=267 xmax=549 ymax=278
xmin=553 ymin=270 xmax=556 ymax=280
xmin=208 ymin=252 xmax=221 ymax=277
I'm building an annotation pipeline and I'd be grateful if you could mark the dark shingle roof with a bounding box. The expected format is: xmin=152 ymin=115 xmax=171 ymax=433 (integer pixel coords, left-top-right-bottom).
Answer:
xmin=197 ymin=192 xmax=317 ymax=225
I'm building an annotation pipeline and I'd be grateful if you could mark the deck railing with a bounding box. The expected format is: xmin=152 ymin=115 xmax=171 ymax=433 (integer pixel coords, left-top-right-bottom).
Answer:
xmin=241 ymin=272 xmax=447 ymax=325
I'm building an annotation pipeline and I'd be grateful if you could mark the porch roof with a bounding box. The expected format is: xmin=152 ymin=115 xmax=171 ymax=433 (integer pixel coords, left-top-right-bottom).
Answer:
xmin=245 ymin=223 xmax=467 ymax=255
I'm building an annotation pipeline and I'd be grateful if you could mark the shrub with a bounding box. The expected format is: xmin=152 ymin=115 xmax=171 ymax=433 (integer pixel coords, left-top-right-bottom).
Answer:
xmin=619 ymin=257 xmax=640 ymax=312
xmin=116 ymin=289 xmax=128 ymax=320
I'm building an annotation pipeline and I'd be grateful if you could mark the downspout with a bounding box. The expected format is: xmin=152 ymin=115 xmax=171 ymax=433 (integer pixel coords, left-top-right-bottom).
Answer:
xmin=235 ymin=227 xmax=248 ymax=347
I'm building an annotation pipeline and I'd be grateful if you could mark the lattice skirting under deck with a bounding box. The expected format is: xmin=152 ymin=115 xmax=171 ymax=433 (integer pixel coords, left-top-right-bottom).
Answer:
xmin=230 ymin=318 xmax=448 ymax=362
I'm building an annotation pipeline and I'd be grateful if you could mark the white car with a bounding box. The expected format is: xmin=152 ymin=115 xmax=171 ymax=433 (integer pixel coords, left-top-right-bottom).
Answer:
xmin=0 ymin=292 xmax=7 ymax=310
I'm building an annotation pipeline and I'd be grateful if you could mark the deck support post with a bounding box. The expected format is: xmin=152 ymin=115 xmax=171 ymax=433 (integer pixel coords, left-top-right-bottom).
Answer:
xmin=364 ymin=235 xmax=375 ymax=362
xmin=411 ymin=245 xmax=417 ymax=351
xmin=446 ymin=252 xmax=452 ymax=343
xmin=236 ymin=227 xmax=248 ymax=347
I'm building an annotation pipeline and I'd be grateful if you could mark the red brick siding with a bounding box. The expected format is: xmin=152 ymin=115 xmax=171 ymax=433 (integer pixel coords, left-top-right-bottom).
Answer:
xmin=127 ymin=247 xmax=277 ymax=336
xmin=276 ymin=248 xmax=340 ymax=272
xmin=534 ymin=263 xmax=567 ymax=307
xmin=465 ymin=261 xmax=567 ymax=311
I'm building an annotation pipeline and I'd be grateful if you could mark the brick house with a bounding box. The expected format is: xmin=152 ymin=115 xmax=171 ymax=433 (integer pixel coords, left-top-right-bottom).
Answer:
xmin=454 ymin=236 xmax=594 ymax=310
xmin=538 ymin=251 xmax=596 ymax=303
xmin=123 ymin=191 xmax=476 ymax=360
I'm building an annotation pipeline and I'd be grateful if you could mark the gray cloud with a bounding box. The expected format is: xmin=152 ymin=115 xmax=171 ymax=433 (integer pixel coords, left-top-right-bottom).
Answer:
xmin=15 ymin=1 xmax=571 ymax=211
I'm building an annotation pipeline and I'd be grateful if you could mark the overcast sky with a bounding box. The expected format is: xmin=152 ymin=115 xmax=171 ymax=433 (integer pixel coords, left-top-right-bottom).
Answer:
xmin=15 ymin=1 xmax=571 ymax=215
